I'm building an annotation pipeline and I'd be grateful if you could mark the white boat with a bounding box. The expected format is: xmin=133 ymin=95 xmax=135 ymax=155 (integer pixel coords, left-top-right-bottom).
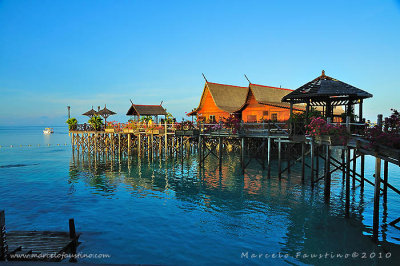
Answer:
xmin=43 ymin=128 xmax=54 ymax=134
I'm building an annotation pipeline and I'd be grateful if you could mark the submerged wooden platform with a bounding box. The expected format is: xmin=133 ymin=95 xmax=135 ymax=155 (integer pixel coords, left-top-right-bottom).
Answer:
xmin=1 ymin=211 xmax=80 ymax=262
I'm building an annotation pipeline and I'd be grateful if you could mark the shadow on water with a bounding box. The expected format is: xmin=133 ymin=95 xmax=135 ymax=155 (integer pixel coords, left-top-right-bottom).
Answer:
xmin=68 ymin=151 xmax=400 ymax=265
xmin=0 ymin=163 xmax=39 ymax=168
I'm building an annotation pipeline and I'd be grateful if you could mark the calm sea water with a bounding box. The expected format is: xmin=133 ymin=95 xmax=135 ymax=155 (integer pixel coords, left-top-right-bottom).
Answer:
xmin=0 ymin=126 xmax=400 ymax=265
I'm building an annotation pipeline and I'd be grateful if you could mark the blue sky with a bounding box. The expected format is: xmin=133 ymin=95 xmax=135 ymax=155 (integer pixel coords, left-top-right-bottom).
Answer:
xmin=0 ymin=0 xmax=399 ymax=125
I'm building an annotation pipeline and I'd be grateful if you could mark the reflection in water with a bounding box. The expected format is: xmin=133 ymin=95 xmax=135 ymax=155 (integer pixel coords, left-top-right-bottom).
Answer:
xmin=69 ymin=152 xmax=400 ymax=264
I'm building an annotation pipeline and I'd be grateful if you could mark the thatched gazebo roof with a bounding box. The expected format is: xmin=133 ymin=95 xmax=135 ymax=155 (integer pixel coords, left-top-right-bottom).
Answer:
xmin=282 ymin=70 xmax=372 ymax=106
xmin=98 ymin=105 xmax=116 ymax=123
xmin=82 ymin=107 xmax=98 ymax=117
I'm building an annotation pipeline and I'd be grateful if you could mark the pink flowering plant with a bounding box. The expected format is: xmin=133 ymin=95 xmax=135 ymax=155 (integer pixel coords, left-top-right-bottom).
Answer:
xmin=365 ymin=109 xmax=400 ymax=149
xmin=306 ymin=117 xmax=349 ymax=144
xmin=223 ymin=115 xmax=241 ymax=134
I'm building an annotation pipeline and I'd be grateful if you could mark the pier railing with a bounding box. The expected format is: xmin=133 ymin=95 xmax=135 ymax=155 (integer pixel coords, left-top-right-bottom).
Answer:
xmin=71 ymin=120 xmax=370 ymax=138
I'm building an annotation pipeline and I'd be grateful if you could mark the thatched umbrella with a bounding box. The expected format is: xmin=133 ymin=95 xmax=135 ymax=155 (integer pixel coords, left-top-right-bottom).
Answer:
xmin=82 ymin=106 xmax=98 ymax=118
xmin=97 ymin=104 xmax=116 ymax=124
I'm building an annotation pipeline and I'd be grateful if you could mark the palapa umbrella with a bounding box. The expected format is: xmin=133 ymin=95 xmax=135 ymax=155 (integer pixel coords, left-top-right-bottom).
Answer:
xmin=97 ymin=104 xmax=116 ymax=124
xmin=82 ymin=106 xmax=98 ymax=118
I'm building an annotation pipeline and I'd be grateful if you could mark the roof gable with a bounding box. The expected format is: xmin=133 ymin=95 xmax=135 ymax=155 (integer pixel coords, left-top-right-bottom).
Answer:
xmin=126 ymin=104 xmax=167 ymax=116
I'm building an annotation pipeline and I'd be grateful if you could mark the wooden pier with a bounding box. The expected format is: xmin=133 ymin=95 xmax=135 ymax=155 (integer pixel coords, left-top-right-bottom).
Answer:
xmin=0 ymin=210 xmax=80 ymax=262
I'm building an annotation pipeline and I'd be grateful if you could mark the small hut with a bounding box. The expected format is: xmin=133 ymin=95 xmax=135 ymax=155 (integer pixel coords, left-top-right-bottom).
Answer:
xmin=126 ymin=104 xmax=167 ymax=123
xmin=282 ymin=70 xmax=373 ymax=123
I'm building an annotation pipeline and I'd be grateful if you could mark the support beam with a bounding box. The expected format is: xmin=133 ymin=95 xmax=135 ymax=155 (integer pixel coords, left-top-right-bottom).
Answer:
xmin=324 ymin=145 xmax=331 ymax=203
xmin=278 ymin=140 xmax=282 ymax=179
xmin=383 ymin=161 xmax=389 ymax=203
xmin=373 ymin=157 xmax=382 ymax=242
xmin=345 ymin=148 xmax=351 ymax=218
xmin=267 ymin=137 xmax=271 ymax=178
xmin=301 ymin=142 xmax=305 ymax=183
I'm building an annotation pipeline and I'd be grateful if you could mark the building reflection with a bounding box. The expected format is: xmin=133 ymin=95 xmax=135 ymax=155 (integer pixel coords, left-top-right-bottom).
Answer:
xmin=68 ymin=152 xmax=399 ymax=260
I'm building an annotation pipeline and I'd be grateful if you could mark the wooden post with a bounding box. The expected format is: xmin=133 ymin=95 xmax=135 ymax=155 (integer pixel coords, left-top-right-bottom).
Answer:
xmin=267 ymin=137 xmax=271 ymax=178
xmin=345 ymin=148 xmax=351 ymax=218
xmin=241 ymin=137 xmax=245 ymax=171
xmin=0 ymin=210 xmax=6 ymax=261
xmin=373 ymin=156 xmax=381 ymax=242
xmin=278 ymin=139 xmax=282 ymax=179
xmin=360 ymin=154 xmax=365 ymax=189
xmin=69 ymin=218 xmax=77 ymax=262
xmin=219 ymin=137 xmax=222 ymax=170
xmin=383 ymin=161 xmax=389 ymax=203
xmin=352 ymin=149 xmax=357 ymax=189
xmin=316 ymin=145 xmax=319 ymax=175
xmin=287 ymin=144 xmax=291 ymax=175
xmin=138 ymin=134 xmax=141 ymax=156
xmin=118 ymin=134 xmax=121 ymax=155
xmin=127 ymin=133 xmax=131 ymax=155
xmin=310 ymin=141 xmax=314 ymax=187
xmin=289 ymin=102 xmax=293 ymax=135
xmin=324 ymin=144 xmax=331 ymax=203
xmin=341 ymin=149 xmax=346 ymax=183
xmin=198 ymin=135 xmax=202 ymax=166
xmin=346 ymin=116 xmax=351 ymax=134
xmin=165 ymin=120 xmax=168 ymax=157
xmin=301 ymin=142 xmax=305 ymax=183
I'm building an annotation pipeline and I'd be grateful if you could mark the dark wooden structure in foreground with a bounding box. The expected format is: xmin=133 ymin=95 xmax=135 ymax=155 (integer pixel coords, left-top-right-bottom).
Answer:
xmin=0 ymin=210 xmax=80 ymax=262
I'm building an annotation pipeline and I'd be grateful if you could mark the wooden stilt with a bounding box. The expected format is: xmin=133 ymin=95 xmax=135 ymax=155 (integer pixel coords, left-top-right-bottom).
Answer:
xmin=383 ymin=161 xmax=388 ymax=203
xmin=301 ymin=142 xmax=305 ymax=183
xmin=278 ymin=139 xmax=282 ymax=179
xmin=352 ymin=149 xmax=357 ymax=189
xmin=267 ymin=137 xmax=271 ymax=178
xmin=310 ymin=141 xmax=314 ymax=187
xmin=138 ymin=134 xmax=141 ymax=156
xmin=0 ymin=210 xmax=6 ymax=261
xmin=316 ymin=145 xmax=319 ymax=175
xmin=324 ymin=144 xmax=331 ymax=203
xmin=345 ymin=148 xmax=351 ymax=217
xmin=198 ymin=135 xmax=202 ymax=166
xmin=241 ymin=137 xmax=245 ymax=171
xmin=360 ymin=154 xmax=365 ymax=189
xmin=219 ymin=137 xmax=222 ymax=170
xmin=287 ymin=143 xmax=291 ymax=175
xmin=341 ymin=149 xmax=345 ymax=183
xmin=373 ymin=156 xmax=381 ymax=242
xmin=127 ymin=133 xmax=131 ymax=155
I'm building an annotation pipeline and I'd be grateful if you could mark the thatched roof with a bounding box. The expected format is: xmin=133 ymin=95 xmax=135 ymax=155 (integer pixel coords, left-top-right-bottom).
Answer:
xmin=247 ymin=84 xmax=306 ymax=111
xmin=206 ymin=82 xmax=249 ymax=113
xmin=98 ymin=105 xmax=116 ymax=116
xmin=126 ymin=104 xmax=167 ymax=116
xmin=282 ymin=70 xmax=373 ymax=105
xmin=189 ymin=81 xmax=306 ymax=115
xmin=82 ymin=107 xmax=98 ymax=117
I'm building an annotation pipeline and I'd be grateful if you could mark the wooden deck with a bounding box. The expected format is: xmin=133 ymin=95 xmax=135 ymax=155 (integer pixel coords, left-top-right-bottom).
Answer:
xmin=1 ymin=211 xmax=80 ymax=262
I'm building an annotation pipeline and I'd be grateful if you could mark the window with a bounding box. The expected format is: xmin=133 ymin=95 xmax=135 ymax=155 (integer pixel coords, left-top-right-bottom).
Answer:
xmin=271 ymin=113 xmax=278 ymax=121
xmin=247 ymin=115 xmax=257 ymax=123
xmin=209 ymin=115 xmax=216 ymax=123
xmin=263 ymin=111 xmax=269 ymax=116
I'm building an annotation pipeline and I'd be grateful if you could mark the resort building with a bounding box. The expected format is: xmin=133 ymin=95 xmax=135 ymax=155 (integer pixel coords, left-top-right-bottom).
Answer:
xmin=188 ymin=81 xmax=304 ymax=122
xmin=188 ymin=79 xmax=344 ymax=123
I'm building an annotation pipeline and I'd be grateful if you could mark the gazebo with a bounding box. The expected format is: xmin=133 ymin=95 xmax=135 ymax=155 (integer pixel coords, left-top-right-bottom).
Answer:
xmin=97 ymin=105 xmax=116 ymax=124
xmin=82 ymin=106 xmax=98 ymax=118
xmin=126 ymin=103 xmax=168 ymax=123
xmin=282 ymin=70 xmax=373 ymax=123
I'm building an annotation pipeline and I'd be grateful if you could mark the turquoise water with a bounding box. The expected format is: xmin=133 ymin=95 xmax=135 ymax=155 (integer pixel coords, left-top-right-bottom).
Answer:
xmin=0 ymin=126 xmax=400 ymax=265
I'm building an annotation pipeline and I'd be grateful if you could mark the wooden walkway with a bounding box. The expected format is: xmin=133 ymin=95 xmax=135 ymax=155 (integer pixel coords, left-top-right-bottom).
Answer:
xmin=1 ymin=211 xmax=80 ymax=262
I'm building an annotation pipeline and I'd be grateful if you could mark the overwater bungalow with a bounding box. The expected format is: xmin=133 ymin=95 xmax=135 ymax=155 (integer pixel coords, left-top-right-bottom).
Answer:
xmin=188 ymin=79 xmax=343 ymax=123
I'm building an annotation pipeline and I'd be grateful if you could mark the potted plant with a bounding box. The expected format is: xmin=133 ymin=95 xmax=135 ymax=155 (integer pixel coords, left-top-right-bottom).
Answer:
xmin=66 ymin=118 xmax=78 ymax=131
xmin=105 ymin=121 xmax=116 ymax=133
xmin=88 ymin=115 xmax=104 ymax=131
